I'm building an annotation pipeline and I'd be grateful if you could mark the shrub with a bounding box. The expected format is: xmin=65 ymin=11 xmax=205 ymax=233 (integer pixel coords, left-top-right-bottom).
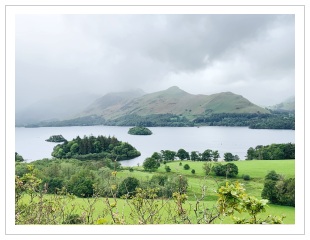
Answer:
xmin=129 ymin=167 xmax=134 ymax=172
xmin=183 ymin=164 xmax=190 ymax=170
xmin=179 ymin=162 xmax=182 ymax=166
xmin=243 ymin=174 xmax=250 ymax=180
xmin=191 ymin=169 xmax=195 ymax=174
xmin=165 ymin=165 xmax=171 ymax=172
xmin=163 ymin=160 xmax=167 ymax=164
xmin=265 ymin=170 xmax=279 ymax=181
xmin=118 ymin=177 xmax=140 ymax=197
xmin=212 ymin=163 xmax=238 ymax=177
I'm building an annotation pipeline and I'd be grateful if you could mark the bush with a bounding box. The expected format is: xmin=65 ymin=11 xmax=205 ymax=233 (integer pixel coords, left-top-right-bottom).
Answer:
xmin=183 ymin=164 xmax=190 ymax=170
xmin=191 ymin=169 xmax=195 ymax=174
xmin=179 ymin=162 xmax=182 ymax=166
xmin=163 ymin=160 xmax=167 ymax=164
xmin=265 ymin=170 xmax=279 ymax=181
xmin=165 ymin=165 xmax=171 ymax=172
xmin=212 ymin=163 xmax=238 ymax=177
xmin=243 ymin=174 xmax=250 ymax=180
xmin=129 ymin=167 xmax=134 ymax=172
xmin=118 ymin=177 xmax=140 ymax=197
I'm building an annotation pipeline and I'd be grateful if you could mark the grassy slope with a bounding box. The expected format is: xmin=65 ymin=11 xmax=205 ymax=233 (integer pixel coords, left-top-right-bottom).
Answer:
xmin=75 ymin=86 xmax=270 ymax=120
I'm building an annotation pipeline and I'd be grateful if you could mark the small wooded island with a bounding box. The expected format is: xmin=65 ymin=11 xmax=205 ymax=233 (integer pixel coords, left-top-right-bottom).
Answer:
xmin=46 ymin=135 xmax=67 ymax=142
xmin=128 ymin=126 xmax=152 ymax=135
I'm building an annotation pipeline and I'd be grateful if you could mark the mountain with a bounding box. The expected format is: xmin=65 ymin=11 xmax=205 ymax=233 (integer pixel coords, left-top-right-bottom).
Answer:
xmin=75 ymin=89 xmax=146 ymax=118
xmin=74 ymin=86 xmax=270 ymax=121
xmin=15 ymin=92 xmax=102 ymax=125
xmin=268 ymin=96 xmax=295 ymax=112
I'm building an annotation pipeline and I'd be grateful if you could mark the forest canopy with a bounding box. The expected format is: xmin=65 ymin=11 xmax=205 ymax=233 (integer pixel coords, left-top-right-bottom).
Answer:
xmin=128 ymin=127 xmax=152 ymax=135
xmin=51 ymin=135 xmax=140 ymax=161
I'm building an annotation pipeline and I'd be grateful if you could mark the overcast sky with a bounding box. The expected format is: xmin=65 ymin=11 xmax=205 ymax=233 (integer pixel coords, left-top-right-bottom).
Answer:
xmin=15 ymin=14 xmax=295 ymax=110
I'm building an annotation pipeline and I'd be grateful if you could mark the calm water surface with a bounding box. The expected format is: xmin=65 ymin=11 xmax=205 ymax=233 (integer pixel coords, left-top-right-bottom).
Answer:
xmin=15 ymin=126 xmax=295 ymax=166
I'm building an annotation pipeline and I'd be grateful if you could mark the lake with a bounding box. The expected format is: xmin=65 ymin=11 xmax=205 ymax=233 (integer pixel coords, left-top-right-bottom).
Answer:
xmin=15 ymin=126 xmax=295 ymax=166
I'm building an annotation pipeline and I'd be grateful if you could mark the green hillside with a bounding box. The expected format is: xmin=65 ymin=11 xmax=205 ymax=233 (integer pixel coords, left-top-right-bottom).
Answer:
xmin=76 ymin=86 xmax=269 ymax=121
xmin=268 ymin=96 xmax=295 ymax=112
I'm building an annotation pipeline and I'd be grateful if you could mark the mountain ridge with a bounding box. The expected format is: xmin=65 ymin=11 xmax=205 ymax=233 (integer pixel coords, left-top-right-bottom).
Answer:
xmin=74 ymin=86 xmax=270 ymax=120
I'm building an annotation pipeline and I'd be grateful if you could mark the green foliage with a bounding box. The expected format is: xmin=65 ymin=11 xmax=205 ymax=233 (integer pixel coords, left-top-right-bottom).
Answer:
xmin=262 ymin=170 xmax=295 ymax=206
xmin=129 ymin=167 xmax=134 ymax=172
xmin=179 ymin=162 xmax=182 ymax=166
xmin=151 ymin=174 xmax=168 ymax=186
xmin=194 ymin=111 xmax=294 ymax=130
xmin=224 ymin=152 xmax=234 ymax=162
xmin=190 ymin=151 xmax=200 ymax=161
xmin=183 ymin=164 xmax=190 ymax=170
xmin=151 ymin=152 xmax=162 ymax=161
xmin=118 ymin=177 xmax=140 ymax=197
xmin=212 ymin=150 xmax=220 ymax=162
xmin=106 ymin=113 xmax=193 ymax=127
xmin=191 ymin=169 xmax=195 ymax=174
xmin=265 ymin=170 xmax=280 ymax=180
xmin=143 ymin=157 xmax=158 ymax=172
xmin=242 ymin=174 xmax=250 ymax=180
xmin=15 ymin=152 xmax=24 ymax=162
xmin=177 ymin=149 xmax=189 ymax=160
xmin=68 ymin=178 xmax=94 ymax=197
xmin=51 ymin=135 xmax=140 ymax=160
xmin=165 ymin=165 xmax=171 ymax=172
xmin=201 ymin=149 xmax=212 ymax=161
xmin=246 ymin=143 xmax=295 ymax=160
xmin=161 ymin=150 xmax=176 ymax=161
xmin=212 ymin=163 xmax=238 ymax=177
xmin=46 ymin=135 xmax=66 ymax=142
xmin=202 ymin=162 xmax=213 ymax=175
xmin=128 ymin=126 xmax=152 ymax=135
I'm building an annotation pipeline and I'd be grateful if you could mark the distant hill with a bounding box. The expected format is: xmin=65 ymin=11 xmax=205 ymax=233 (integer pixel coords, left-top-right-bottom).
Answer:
xmin=268 ymin=96 xmax=295 ymax=112
xmin=74 ymin=86 xmax=270 ymax=121
xmin=15 ymin=92 xmax=102 ymax=125
xmin=75 ymin=89 xmax=145 ymax=118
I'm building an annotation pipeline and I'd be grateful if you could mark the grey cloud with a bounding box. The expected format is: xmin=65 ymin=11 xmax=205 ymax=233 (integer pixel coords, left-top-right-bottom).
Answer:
xmin=15 ymin=14 xmax=295 ymax=109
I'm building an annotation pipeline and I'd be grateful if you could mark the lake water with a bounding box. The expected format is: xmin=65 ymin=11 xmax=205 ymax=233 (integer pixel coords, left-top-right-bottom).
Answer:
xmin=15 ymin=126 xmax=295 ymax=166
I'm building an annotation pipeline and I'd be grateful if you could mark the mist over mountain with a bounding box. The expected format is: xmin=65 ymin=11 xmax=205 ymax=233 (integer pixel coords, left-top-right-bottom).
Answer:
xmin=267 ymin=95 xmax=295 ymax=112
xmin=15 ymin=92 xmax=101 ymax=125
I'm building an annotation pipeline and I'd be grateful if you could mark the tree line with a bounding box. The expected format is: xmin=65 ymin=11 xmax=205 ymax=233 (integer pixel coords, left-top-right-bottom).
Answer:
xmin=51 ymin=135 xmax=140 ymax=161
xmin=246 ymin=143 xmax=295 ymax=160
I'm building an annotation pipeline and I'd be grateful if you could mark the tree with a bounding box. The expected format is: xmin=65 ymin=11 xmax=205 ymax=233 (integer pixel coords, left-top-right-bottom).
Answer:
xmin=15 ymin=152 xmax=24 ymax=162
xmin=190 ymin=151 xmax=199 ymax=161
xmin=246 ymin=147 xmax=255 ymax=160
xmin=224 ymin=152 xmax=234 ymax=162
xmin=151 ymin=152 xmax=162 ymax=161
xmin=118 ymin=177 xmax=140 ymax=197
xmin=165 ymin=165 xmax=171 ymax=172
xmin=183 ymin=164 xmax=190 ymax=170
xmin=177 ymin=149 xmax=189 ymax=160
xmin=212 ymin=150 xmax=220 ymax=162
xmin=142 ymin=157 xmax=158 ymax=172
xmin=70 ymin=143 xmax=79 ymax=154
xmin=234 ymin=155 xmax=240 ymax=161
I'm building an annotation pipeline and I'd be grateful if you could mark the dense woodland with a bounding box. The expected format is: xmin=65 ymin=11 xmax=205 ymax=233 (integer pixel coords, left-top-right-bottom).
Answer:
xmin=194 ymin=111 xmax=295 ymax=129
xmin=19 ymin=111 xmax=294 ymax=130
xmin=128 ymin=126 xmax=152 ymax=135
xmin=246 ymin=143 xmax=295 ymax=160
xmin=51 ymin=135 xmax=140 ymax=161
xmin=106 ymin=113 xmax=194 ymax=127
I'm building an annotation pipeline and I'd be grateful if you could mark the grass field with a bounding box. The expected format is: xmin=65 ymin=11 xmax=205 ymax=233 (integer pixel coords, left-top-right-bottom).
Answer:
xmin=19 ymin=159 xmax=295 ymax=224
xmin=21 ymin=194 xmax=295 ymax=224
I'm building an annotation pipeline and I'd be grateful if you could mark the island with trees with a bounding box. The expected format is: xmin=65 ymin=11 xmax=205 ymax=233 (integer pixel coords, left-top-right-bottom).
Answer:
xmin=51 ymin=135 xmax=141 ymax=161
xmin=128 ymin=126 xmax=153 ymax=135
xmin=46 ymin=135 xmax=67 ymax=142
